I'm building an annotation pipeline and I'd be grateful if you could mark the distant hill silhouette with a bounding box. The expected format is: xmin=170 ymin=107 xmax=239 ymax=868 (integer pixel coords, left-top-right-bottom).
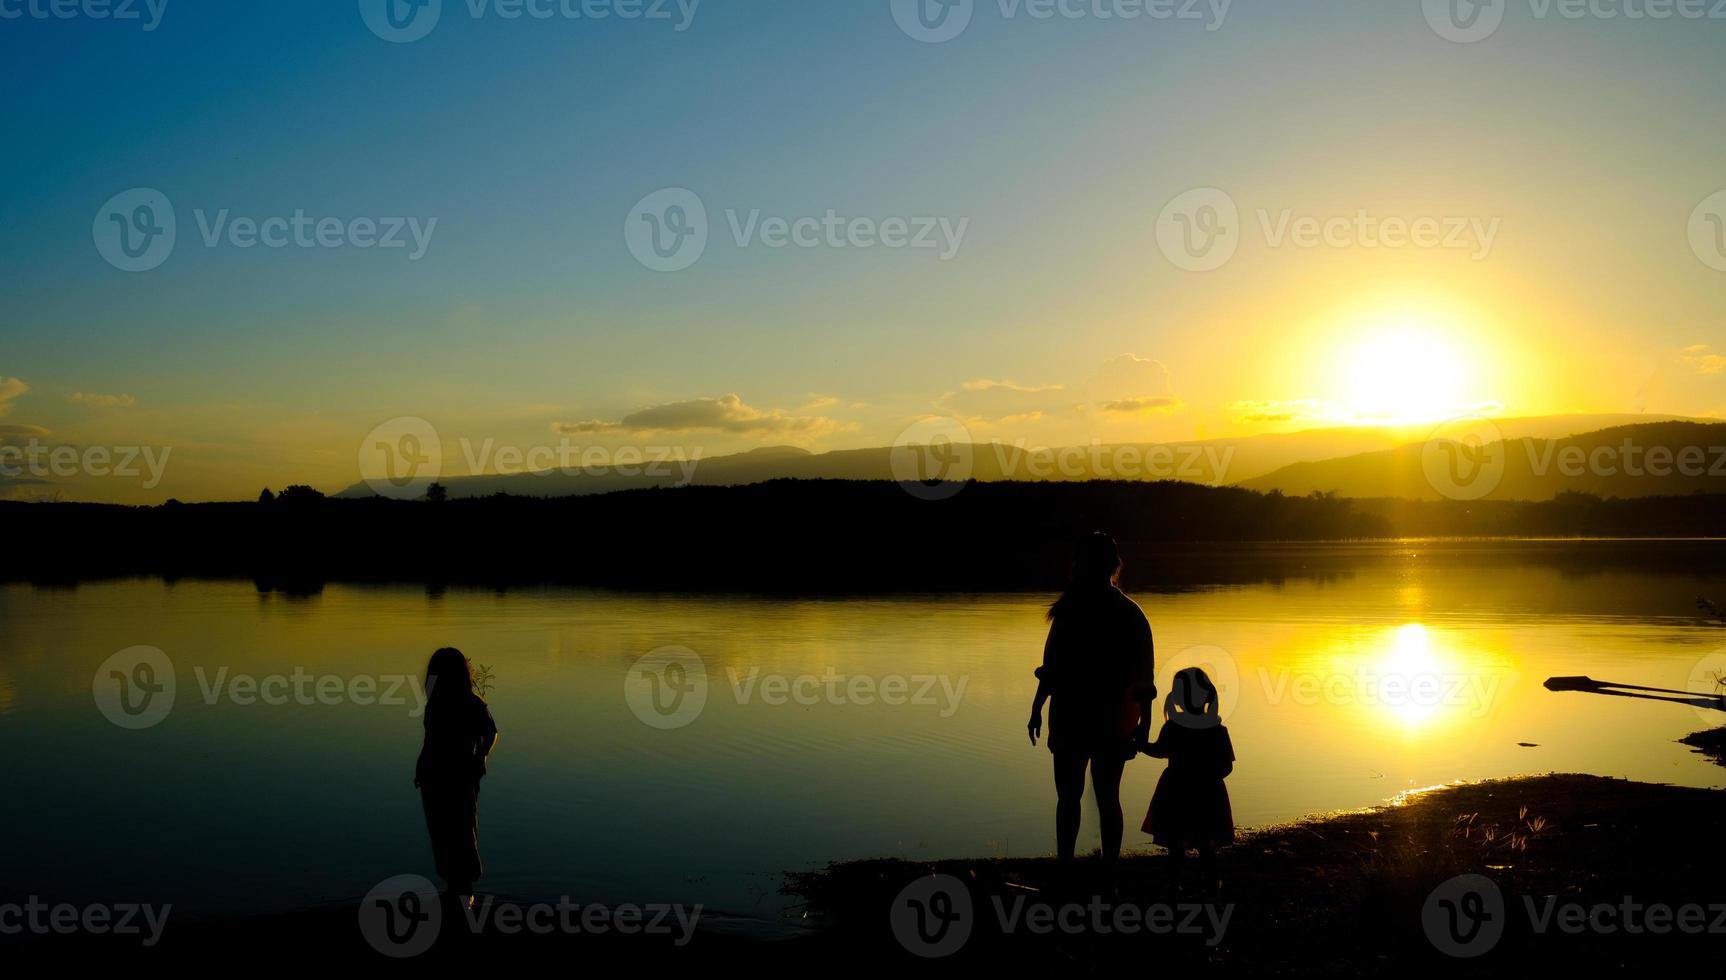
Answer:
xmin=332 ymin=414 xmax=1691 ymax=500
xmin=1239 ymin=421 xmax=1726 ymax=501
xmin=9 ymin=478 xmax=1726 ymax=591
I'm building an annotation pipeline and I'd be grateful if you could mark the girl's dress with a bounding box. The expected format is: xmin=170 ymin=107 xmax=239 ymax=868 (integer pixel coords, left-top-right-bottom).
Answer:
xmin=416 ymin=693 xmax=498 ymax=888
xmin=1141 ymin=721 xmax=1235 ymax=848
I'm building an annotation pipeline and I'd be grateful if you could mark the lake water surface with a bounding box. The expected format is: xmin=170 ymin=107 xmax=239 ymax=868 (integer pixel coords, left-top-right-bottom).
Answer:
xmin=4 ymin=541 xmax=1726 ymax=926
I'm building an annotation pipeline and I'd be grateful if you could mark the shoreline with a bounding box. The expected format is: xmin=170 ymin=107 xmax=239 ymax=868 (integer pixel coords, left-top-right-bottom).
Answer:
xmin=787 ymin=768 xmax=1726 ymax=974
xmin=12 ymin=751 xmax=1725 ymax=969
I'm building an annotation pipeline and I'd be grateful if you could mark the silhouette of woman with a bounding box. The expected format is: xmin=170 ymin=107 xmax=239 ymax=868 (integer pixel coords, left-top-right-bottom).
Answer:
xmin=414 ymin=648 xmax=499 ymax=909
xmin=1028 ymin=533 xmax=1157 ymax=872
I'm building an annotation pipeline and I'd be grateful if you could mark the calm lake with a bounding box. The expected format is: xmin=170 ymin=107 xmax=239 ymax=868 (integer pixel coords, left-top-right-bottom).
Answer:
xmin=4 ymin=541 xmax=1726 ymax=927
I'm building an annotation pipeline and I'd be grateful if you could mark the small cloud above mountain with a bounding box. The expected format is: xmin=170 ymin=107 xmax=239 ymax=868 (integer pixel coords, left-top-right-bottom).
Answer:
xmin=1681 ymin=344 xmax=1726 ymax=374
xmin=0 ymin=377 xmax=27 ymax=416
xmin=553 ymin=394 xmax=837 ymax=438
xmin=937 ymin=355 xmax=1182 ymax=424
xmin=68 ymin=392 xmax=138 ymax=408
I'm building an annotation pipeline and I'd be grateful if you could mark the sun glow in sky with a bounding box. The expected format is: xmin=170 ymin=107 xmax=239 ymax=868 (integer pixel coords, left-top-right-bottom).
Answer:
xmin=1331 ymin=320 xmax=1482 ymax=427
xmin=3 ymin=4 xmax=1725 ymax=502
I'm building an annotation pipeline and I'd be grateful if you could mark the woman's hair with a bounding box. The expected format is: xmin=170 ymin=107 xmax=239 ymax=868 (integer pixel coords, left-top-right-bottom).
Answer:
xmin=1165 ymin=666 xmax=1221 ymax=727
xmin=1047 ymin=531 xmax=1123 ymax=621
xmin=425 ymin=647 xmax=477 ymax=703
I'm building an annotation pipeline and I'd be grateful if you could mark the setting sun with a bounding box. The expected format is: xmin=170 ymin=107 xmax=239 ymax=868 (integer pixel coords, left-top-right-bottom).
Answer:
xmin=1334 ymin=323 xmax=1477 ymax=427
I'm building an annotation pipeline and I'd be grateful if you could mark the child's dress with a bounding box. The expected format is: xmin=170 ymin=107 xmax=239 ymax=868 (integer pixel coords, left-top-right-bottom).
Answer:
xmin=1141 ymin=721 xmax=1236 ymax=848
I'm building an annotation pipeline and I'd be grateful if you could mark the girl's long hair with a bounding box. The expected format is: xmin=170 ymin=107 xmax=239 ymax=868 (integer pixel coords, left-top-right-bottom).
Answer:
xmin=425 ymin=647 xmax=477 ymax=705
xmin=1047 ymin=532 xmax=1123 ymax=622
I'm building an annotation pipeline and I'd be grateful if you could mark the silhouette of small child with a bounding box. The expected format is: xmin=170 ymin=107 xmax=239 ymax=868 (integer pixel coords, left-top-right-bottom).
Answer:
xmin=1140 ymin=667 xmax=1234 ymax=890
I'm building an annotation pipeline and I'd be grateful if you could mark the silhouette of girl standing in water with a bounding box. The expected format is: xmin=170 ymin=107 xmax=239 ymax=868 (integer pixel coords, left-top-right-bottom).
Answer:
xmin=415 ymin=648 xmax=499 ymax=909
xmin=1028 ymin=532 xmax=1158 ymax=874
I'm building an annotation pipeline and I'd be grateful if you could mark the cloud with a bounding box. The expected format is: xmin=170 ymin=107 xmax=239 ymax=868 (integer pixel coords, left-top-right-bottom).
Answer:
xmin=0 ymin=377 xmax=27 ymax=416
xmin=1099 ymin=396 xmax=1182 ymax=415
xmin=935 ymin=355 xmax=1184 ymax=424
xmin=0 ymin=423 xmax=51 ymax=449
xmin=1085 ymin=355 xmax=1183 ymax=415
xmin=68 ymin=392 xmax=138 ymax=408
xmin=550 ymin=419 xmax=622 ymax=435
xmin=938 ymin=380 xmax=1074 ymax=422
xmin=1681 ymin=344 xmax=1726 ymax=374
xmin=553 ymin=394 xmax=837 ymax=438
xmin=1228 ymin=399 xmax=1324 ymax=424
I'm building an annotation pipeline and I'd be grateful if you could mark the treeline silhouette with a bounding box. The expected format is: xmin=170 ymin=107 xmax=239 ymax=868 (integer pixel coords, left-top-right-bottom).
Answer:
xmin=7 ymin=481 xmax=1726 ymax=591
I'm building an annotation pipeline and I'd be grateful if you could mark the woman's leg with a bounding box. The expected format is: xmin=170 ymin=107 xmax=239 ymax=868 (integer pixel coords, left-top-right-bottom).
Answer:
xmin=1053 ymin=751 xmax=1088 ymax=864
xmin=420 ymin=780 xmax=482 ymax=892
xmin=1090 ymin=753 xmax=1127 ymax=866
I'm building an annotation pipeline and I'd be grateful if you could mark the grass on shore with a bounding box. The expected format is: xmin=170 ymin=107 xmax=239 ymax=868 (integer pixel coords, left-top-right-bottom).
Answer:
xmin=786 ymin=771 xmax=1726 ymax=975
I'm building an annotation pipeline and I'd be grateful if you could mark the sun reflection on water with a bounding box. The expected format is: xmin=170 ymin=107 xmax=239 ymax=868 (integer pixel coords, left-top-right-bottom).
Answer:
xmin=1300 ymin=623 xmax=1509 ymax=739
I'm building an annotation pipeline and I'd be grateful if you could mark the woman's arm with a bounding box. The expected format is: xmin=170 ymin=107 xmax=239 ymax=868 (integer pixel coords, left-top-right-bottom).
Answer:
xmin=476 ymin=731 xmax=499 ymax=777
xmin=1128 ymin=614 xmax=1158 ymax=748
xmin=474 ymin=702 xmax=500 ymax=777
xmin=1029 ymin=674 xmax=1051 ymax=745
xmin=1029 ymin=624 xmax=1058 ymax=745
